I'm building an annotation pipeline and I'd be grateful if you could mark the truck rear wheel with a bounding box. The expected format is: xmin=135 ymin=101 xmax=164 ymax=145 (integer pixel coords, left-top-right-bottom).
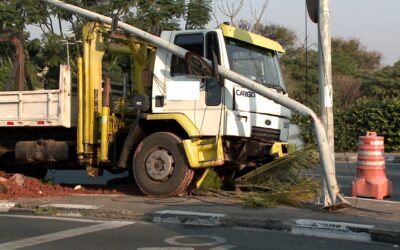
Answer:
xmin=132 ymin=132 xmax=194 ymax=197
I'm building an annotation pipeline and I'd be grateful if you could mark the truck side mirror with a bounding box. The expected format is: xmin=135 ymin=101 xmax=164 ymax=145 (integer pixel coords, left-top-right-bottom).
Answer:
xmin=185 ymin=52 xmax=218 ymax=79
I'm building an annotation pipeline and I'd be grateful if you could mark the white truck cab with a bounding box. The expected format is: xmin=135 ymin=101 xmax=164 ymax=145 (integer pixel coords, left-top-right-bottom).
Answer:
xmin=153 ymin=24 xmax=291 ymax=148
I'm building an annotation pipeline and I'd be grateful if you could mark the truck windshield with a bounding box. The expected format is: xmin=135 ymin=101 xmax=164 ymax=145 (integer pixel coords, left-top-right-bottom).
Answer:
xmin=225 ymin=38 xmax=286 ymax=93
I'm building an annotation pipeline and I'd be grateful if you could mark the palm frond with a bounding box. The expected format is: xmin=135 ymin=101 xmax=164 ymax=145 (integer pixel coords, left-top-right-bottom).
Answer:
xmin=236 ymin=145 xmax=319 ymax=186
xmin=197 ymin=145 xmax=321 ymax=208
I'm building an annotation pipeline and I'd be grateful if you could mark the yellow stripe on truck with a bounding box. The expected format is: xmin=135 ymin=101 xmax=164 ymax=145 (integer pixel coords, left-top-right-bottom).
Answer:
xmin=220 ymin=23 xmax=285 ymax=53
xmin=146 ymin=113 xmax=200 ymax=137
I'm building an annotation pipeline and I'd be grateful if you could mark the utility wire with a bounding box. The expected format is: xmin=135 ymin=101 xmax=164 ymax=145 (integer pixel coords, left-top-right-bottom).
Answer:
xmin=304 ymin=3 xmax=308 ymax=107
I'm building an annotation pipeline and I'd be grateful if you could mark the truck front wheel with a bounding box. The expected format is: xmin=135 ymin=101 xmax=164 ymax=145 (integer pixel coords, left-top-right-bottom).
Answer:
xmin=132 ymin=132 xmax=194 ymax=197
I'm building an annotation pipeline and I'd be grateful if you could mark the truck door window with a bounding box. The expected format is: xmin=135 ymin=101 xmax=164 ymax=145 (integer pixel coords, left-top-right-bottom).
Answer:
xmin=171 ymin=33 xmax=204 ymax=76
xmin=205 ymin=31 xmax=221 ymax=106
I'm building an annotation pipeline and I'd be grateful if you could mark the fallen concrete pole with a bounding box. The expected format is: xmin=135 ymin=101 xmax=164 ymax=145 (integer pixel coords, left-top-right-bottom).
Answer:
xmin=42 ymin=0 xmax=348 ymax=207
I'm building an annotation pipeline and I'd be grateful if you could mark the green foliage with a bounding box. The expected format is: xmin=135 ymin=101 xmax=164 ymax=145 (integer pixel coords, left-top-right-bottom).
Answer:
xmin=239 ymin=23 xmax=395 ymax=155
xmin=30 ymin=34 xmax=67 ymax=89
xmin=241 ymin=180 xmax=320 ymax=208
xmin=235 ymin=146 xmax=320 ymax=208
xmin=0 ymin=0 xmax=46 ymax=32
xmin=40 ymin=34 xmax=67 ymax=67
xmin=27 ymin=38 xmax=41 ymax=57
xmin=25 ymin=61 xmax=41 ymax=89
xmin=332 ymin=38 xmax=381 ymax=75
xmin=236 ymin=20 xmax=298 ymax=49
xmin=278 ymin=34 xmax=396 ymax=154
xmin=281 ymin=37 xmax=383 ymax=112
xmin=234 ymin=19 xmax=397 ymax=156
xmin=0 ymin=0 xmax=214 ymax=89
xmin=335 ymin=97 xmax=400 ymax=152
xmin=360 ymin=61 xmax=400 ymax=99
xmin=281 ymin=47 xmax=319 ymax=111
xmin=333 ymin=74 xmax=362 ymax=109
xmin=236 ymin=146 xmax=320 ymax=185
xmin=253 ymin=23 xmax=298 ymax=49
xmin=0 ymin=0 xmax=64 ymax=90
xmin=0 ymin=57 xmax=13 ymax=91
xmin=199 ymin=169 xmax=223 ymax=190
xmin=41 ymin=178 xmax=56 ymax=185
xmin=0 ymin=33 xmax=14 ymax=90
xmin=195 ymin=147 xmax=321 ymax=208
xmin=102 ymin=56 xmax=126 ymax=83
xmin=185 ymin=0 xmax=212 ymax=30
xmin=129 ymin=0 xmax=186 ymax=34
xmin=34 ymin=206 xmax=58 ymax=216
xmin=291 ymin=114 xmax=315 ymax=145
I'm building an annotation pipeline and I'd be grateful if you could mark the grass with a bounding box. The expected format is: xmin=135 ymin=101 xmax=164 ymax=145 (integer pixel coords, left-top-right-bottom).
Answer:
xmin=34 ymin=206 xmax=58 ymax=216
xmin=199 ymin=169 xmax=223 ymax=190
xmin=41 ymin=178 xmax=56 ymax=186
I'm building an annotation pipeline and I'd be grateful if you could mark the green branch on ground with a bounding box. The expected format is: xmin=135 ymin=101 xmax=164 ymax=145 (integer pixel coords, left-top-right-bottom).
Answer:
xmin=197 ymin=146 xmax=321 ymax=208
xmin=199 ymin=169 xmax=223 ymax=190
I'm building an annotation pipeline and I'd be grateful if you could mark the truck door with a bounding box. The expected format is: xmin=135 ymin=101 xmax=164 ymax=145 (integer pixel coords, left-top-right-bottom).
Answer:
xmin=161 ymin=31 xmax=224 ymax=136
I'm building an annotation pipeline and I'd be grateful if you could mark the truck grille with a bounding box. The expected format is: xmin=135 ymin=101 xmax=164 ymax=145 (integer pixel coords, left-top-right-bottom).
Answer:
xmin=251 ymin=126 xmax=281 ymax=142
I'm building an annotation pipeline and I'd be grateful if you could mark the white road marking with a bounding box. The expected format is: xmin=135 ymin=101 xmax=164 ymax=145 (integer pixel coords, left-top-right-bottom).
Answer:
xmin=294 ymin=219 xmax=374 ymax=230
xmin=165 ymin=235 xmax=226 ymax=247
xmin=0 ymin=202 xmax=15 ymax=212
xmin=155 ymin=210 xmax=225 ymax=217
xmin=153 ymin=210 xmax=226 ymax=226
xmin=209 ymin=245 xmax=236 ymax=250
xmin=137 ymin=248 xmax=194 ymax=250
xmin=0 ymin=214 xmax=111 ymax=223
xmin=55 ymin=212 xmax=83 ymax=217
xmin=292 ymin=219 xmax=373 ymax=242
xmin=0 ymin=221 xmax=134 ymax=250
xmin=232 ymin=226 xmax=269 ymax=232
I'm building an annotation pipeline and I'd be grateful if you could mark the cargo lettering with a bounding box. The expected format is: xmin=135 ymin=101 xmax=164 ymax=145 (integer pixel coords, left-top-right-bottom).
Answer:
xmin=235 ymin=90 xmax=255 ymax=98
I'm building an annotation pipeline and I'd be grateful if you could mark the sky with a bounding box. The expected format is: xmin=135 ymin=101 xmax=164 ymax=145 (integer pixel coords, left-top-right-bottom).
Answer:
xmin=211 ymin=0 xmax=400 ymax=66
xmin=29 ymin=0 xmax=400 ymax=66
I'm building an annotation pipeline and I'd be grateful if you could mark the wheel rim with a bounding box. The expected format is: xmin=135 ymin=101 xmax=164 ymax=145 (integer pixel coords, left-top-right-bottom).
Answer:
xmin=145 ymin=148 xmax=174 ymax=181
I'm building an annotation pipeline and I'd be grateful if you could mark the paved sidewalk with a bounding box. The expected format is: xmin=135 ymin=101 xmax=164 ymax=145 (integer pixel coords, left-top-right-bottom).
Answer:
xmin=1 ymin=193 xmax=399 ymax=245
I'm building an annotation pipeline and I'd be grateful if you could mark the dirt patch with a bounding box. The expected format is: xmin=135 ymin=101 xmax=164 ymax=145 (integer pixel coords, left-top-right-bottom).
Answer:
xmin=0 ymin=171 xmax=122 ymax=200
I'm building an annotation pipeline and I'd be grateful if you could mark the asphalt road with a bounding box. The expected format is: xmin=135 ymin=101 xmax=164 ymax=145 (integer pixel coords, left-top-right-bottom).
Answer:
xmin=44 ymin=161 xmax=400 ymax=202
xmin=0 ymin=215 xmax=395 ymax=250
xmin=335 ymin=162 xmax=399 ymax=201
xmin=44 ymin=169 xmax=129 ymax=186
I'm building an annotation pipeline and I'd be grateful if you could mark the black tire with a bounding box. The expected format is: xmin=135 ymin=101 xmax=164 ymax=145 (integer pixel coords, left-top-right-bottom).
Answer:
xmin=133 ymin=132 xmax=194 ymax=197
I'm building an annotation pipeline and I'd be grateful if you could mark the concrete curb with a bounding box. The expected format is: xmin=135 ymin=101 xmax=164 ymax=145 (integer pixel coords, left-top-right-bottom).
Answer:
xmin=2 ymin=203 xmax=399 ymax=245
xmin=7 ymin=204 xmax=150 ymax=221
